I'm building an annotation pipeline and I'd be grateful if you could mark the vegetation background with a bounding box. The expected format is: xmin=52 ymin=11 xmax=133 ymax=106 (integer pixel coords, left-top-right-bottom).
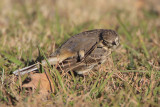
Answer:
xmin=0 ymin=0 xmax=160 ymax=106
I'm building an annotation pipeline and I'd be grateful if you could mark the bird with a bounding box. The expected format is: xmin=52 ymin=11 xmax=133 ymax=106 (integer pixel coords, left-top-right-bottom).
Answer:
xmin=13 ymin=29 xmax=120 ymax=75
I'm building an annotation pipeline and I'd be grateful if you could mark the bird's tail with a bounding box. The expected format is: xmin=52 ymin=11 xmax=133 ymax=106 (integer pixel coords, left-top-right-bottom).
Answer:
xmin=13 ymin=63 xmax=39 ymax=76
xmin=13 ymin=57 xmax=59 ymax=76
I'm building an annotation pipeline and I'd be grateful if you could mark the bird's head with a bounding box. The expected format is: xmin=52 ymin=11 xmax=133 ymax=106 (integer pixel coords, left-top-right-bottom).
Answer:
xmin=100 ymin=29 xmax=120 ymax=50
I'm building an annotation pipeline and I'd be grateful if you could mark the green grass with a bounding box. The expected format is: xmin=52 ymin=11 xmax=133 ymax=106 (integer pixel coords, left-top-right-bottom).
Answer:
xmin=0 ymin=0 xmax=160 ymax=106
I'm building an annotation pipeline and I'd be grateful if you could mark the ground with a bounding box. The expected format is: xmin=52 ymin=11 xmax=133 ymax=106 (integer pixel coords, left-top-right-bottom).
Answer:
xmin=0 ymin=0 xmax=160 ymax=106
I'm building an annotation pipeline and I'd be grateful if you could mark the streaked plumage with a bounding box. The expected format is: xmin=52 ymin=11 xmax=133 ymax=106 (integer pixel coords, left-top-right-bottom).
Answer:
xmin=13 ymin=29 xmax=119 ymax=75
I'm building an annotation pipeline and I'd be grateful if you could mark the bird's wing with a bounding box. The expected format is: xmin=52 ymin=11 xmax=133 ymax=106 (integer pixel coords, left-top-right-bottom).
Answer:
xmin=58 ymin=45 xmax=109 ymax=73
xmin=50 ymin=30 xmax=103 ymax=63
xmin=57 ymin=54 xmax=99 ymax=73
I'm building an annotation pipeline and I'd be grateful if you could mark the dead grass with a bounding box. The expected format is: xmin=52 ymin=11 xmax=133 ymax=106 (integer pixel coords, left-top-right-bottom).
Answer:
xmin=0 ymin=0 xmax=160 ymax=106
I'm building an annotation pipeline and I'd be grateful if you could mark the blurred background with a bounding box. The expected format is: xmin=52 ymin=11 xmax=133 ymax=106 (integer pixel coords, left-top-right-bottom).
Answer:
xmin=0 ymin=0 xmax=160 ymax=52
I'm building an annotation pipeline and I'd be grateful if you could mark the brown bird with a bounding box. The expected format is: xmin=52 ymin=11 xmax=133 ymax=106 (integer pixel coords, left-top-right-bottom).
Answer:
xmin=13 ymin=29 xmax=119 ymax=75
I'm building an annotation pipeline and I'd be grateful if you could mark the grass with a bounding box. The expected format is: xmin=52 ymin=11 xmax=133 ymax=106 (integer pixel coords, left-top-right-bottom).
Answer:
xmin=0 ymin=0 xmax=160 ymax=106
